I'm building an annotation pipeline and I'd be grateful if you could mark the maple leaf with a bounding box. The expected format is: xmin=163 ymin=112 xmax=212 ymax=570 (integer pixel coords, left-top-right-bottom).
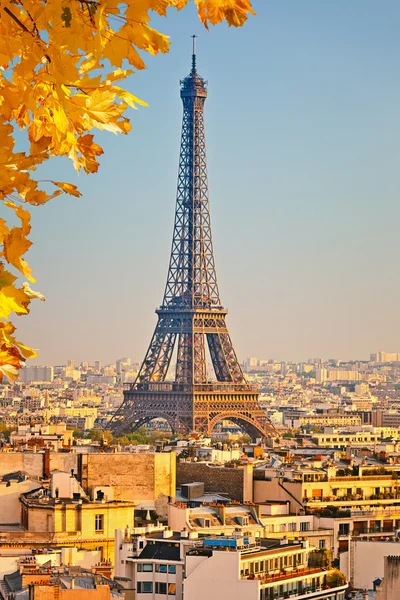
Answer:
xmin=194 ymin=0 xmax=255 ymax=28
xmin=0 ymin=285 xmax=30 ymax=319
xmin=3 ymin=227 xmax=34 ymax=282
xmin=51 ymin=181 xmax=82 ymax=198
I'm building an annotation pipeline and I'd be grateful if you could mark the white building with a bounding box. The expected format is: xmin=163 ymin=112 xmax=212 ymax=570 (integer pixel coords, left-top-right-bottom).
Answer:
xmin=115 ymin=530 xmax=347 ymax=600
xmin=185 ymin=536 xmax=347 ymax=600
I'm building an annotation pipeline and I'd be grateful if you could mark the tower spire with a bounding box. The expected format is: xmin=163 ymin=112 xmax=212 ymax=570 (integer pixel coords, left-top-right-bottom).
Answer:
xmin=191 ymin=34 xmax=197 ymax=74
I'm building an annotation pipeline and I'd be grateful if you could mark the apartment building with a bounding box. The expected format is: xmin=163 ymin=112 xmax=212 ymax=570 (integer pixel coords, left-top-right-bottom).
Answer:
xmin=168 ymin=499 xmax=333 ymax=554
xmin=311 ymin=427 xmax=399 ymax=448
xmin=115 ymin=528 xmax=201 ymax=600
xmin=12 ymin=471 xmax=136 ymax=561
xmin=115 ymin=528 xmax=347 ymax=600
xmin=184 ymin=536 xmax=347 ymax=600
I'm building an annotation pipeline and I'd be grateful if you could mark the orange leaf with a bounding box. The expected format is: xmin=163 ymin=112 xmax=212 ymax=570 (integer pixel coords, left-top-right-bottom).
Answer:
xmin=51 ymin=181 xmax=82 ymax=197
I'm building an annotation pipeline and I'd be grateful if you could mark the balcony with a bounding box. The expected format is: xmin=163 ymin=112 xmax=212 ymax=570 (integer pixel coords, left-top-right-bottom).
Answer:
xmin=260 ymin=584 xmax=348 ymax=600
xmin=330 ymin=475 xmax=395 ymax=481
xmin=305 ymin=496 xmax=400 ymax=509
xmin=262 ymin=530 xmax=332 ymax=539
xmin=353 ymin=527 xmax=396 ymax=536
xmin=244 ymin=566 xmax=327 ymax=585
xmin=351 ymin=506 xmax=400 ymax=517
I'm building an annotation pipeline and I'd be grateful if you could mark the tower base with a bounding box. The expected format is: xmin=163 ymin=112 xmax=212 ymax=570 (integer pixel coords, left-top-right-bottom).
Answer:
xmin=110 ymin=382 xmax=275 ymax=440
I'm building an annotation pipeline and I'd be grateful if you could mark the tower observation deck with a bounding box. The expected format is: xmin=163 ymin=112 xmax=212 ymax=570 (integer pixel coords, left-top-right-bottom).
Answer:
xmin=110 ymin=39 xmax=276 ymax=439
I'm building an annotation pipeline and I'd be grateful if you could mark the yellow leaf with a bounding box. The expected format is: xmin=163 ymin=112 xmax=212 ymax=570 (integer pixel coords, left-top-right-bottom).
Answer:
xmin=3 ymin=227 xmax=35 ymax=282
xmin=70 ymin=134 xmax=104 ymax=173
xmin=0 ymin=263 xmax=16 ymax=289
xmin=0 ymin=285 xmax=30 ymax=318
xmin=106 ymin=68 xmax=134 ymax=83
xmin=0 ymin=219 xmax=10 ymax=244
xmin=4 ymin=201 xmax=32 ymax=236
xmin=0 ymin=363 xmax=20 ymax=383
xmin=194 ymin=0 xmax=255 ymax=28
xmin=51 ymin=181 xmax=82 ymax=198
xmin=14 ymin=340 xmax=38 ymax=360
xmin=112 ymin=86 xmax=148 ymax=109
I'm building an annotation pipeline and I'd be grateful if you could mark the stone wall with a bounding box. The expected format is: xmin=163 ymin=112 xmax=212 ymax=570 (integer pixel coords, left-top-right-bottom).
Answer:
xmin=79 ymin=453 xmax=176 ymax=503
xmin=0 ymin=453 xmax=43 ymax=478
xmin=176 ymin=463 xmax=247 ymax=501
xmin=0 ymin=451 xmax=175 ymax=504
xmin=0 ymin=452 xmax=80 ymax=480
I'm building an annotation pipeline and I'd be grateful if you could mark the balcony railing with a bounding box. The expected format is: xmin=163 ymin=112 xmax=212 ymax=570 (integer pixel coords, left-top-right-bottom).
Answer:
xmin=351 ymin=506 xmax=400 ymax=517
xmin=330 ymin=475 xmax=394 ymax=481
xmin=261 ymin=584 xmax=348 ymax=600
xmin=243 ymin=566 xmax=327 ymax=585
xmin=353 ymin=527 xmax=396 ymax=536
xmin=305 ymin=496 xmax=400 ymax=505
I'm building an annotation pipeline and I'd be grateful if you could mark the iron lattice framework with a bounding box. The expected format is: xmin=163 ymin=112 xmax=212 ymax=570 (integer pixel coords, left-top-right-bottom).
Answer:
xmin=110 ymin=42 xmax=276 ymax=440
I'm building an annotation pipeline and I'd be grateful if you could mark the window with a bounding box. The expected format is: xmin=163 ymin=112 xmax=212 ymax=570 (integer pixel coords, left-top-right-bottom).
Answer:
xmin=319 ymin=540 xmax=326 ymax=549
xmin=338 ymin=524 xmax=349 ymax=536
xmin=156 ymin=564 xmax=167 ymax=573
xmin=300 ymin=522 xmax=310 ymax=532
xmin=137 ymin=582 xmax=153 ymax=594
xmin=155 ymin=582 xmax=167 ymax=594
xmin=168 ymin=565 xmax=176 ymax=574
xmin=288 ymin=522 xmax=296 ymax=532
xmin=168 ymin=583 xmax=176 ymax=596
xmin=95 ymin=514 xmax=104 ymax=532
xmin=137 ymin=564 xmax=153 ymax=572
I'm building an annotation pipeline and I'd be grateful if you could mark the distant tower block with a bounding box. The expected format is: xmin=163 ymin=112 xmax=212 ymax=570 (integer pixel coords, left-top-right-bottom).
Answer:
xmin=110 ymin=41 xmax=276 ymax=440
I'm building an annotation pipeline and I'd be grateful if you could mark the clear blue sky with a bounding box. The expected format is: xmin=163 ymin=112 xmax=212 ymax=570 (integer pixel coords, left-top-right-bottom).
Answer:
xmin=19 ymin=0 xmax=400 ymax=365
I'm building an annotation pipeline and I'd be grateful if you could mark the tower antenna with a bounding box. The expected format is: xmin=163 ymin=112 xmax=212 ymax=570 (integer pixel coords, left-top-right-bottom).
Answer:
xmin=191 ymin=34 xmax=197 ymax=74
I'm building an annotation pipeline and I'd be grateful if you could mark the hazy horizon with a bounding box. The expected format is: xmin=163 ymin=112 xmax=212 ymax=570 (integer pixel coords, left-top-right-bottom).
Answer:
xmin=17 ymin=1 xmax=400 ymax=367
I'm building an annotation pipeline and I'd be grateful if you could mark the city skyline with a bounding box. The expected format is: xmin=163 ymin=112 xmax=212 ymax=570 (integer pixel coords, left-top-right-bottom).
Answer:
xmin=17 ymin=0 xmax=400 ymax=366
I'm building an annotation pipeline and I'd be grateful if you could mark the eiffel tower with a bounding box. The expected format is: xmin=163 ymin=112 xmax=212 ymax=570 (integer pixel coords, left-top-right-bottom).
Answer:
xmin=110 ymin=39 xmax=276 ymax=440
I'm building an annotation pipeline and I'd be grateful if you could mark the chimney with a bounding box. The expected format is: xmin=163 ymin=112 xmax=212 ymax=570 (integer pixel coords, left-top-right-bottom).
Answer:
xmin=43 ymin=448 xmax=50 ymax=479
xmin=216 ymin=505 xmax=226 ymax=525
